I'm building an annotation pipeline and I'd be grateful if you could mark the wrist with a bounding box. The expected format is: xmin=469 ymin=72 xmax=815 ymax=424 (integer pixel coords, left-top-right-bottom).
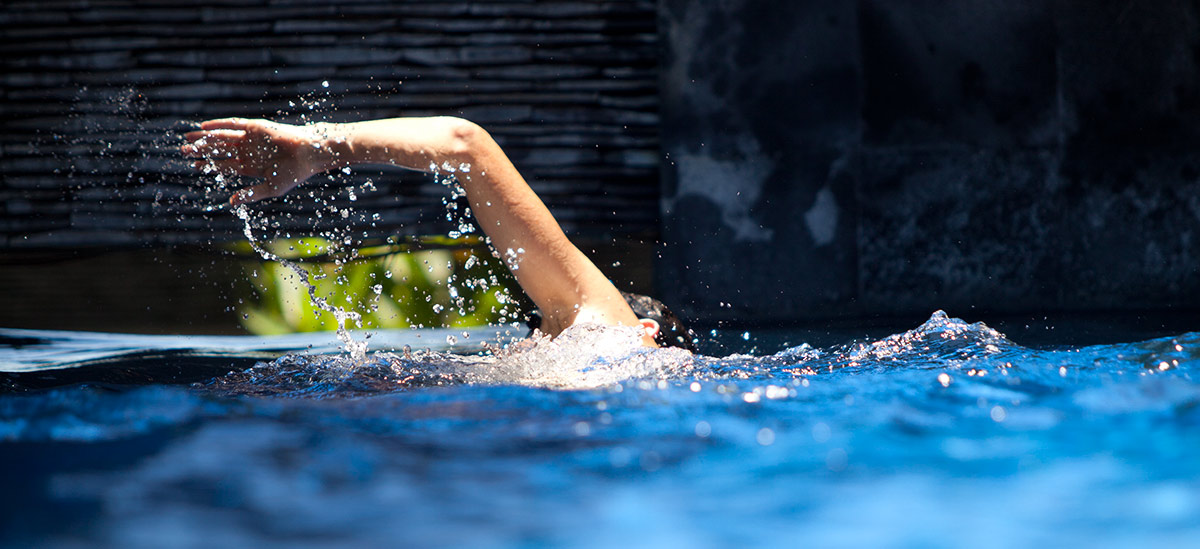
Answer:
xmin=305 ymin=122 xmax=349 ymax=173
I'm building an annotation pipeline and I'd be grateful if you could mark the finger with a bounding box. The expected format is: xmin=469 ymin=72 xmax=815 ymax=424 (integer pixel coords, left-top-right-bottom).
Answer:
xmin=230 ymin=182 xmax=284 ymax=206
xmin=194 ymin=157 xmax=251 ymax=177
xmin=182 ymin=139 xmax=240 ymax=159
xmin=182 ymin=144 xmax=237 ymax=160
xmin=194 ymin=159 xmax=232 ymax=175
xmin=200 ymin=118 xmax=253 ymax=131
xmin=184 ymin=129 xmax=245 ymax=142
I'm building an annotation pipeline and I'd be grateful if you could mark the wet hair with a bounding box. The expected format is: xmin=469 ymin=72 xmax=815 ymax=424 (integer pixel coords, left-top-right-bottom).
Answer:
xmin=524 ymin=292 xmax=696 ymax=352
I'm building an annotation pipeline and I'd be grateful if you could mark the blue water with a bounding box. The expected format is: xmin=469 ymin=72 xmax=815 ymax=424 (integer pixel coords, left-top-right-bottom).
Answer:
xmin=2 ymin=312 xmax=1198 ymax=547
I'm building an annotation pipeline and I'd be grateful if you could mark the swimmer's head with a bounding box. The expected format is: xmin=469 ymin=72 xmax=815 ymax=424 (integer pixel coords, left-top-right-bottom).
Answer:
xmin=619 ymin=291 xmax=696 ymax=352
xmin=523 ymin=292 xmax=697 ymax=352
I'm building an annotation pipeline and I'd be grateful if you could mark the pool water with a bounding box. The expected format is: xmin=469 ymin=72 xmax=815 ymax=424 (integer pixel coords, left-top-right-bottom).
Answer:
xmin=1 ymin=312 xmax=1197 ymax=547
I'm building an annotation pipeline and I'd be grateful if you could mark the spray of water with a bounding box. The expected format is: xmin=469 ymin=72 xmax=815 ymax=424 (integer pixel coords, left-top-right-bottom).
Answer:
xmin=198 ymin=101 xmax=520 ymax=361
xmin=233 ymin=204 xmax=369 ymax=363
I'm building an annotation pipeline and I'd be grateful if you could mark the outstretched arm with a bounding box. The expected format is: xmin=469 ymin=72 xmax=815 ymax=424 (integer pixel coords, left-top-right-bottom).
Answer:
xmin=183 ymin=117 xmax=651 ymax=343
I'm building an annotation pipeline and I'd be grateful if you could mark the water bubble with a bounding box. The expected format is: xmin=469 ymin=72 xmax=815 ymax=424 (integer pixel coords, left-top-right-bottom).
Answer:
xmin=812 ymin=422 xmax=831 ymax=443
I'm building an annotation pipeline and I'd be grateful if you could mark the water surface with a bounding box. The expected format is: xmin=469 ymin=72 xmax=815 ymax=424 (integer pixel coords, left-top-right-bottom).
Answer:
xmin=1 ymin=312 xmax=1197 ymax=547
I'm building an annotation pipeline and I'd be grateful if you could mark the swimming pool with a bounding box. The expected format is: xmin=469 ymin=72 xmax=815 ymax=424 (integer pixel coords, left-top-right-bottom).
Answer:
xmin=2 ymin=312 xmax=1197 ymax=547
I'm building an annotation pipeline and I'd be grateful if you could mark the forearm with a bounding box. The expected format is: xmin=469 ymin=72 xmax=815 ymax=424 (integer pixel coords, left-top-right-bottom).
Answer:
xmin=310 ymin=117 xmax=479 ymax=174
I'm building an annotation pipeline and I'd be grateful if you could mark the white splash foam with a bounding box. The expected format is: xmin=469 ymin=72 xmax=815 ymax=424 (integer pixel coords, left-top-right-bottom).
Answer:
xmin=477 ymin=323 xmax=695 ymax=389
xmin=371 ymin=323 xmax=695 ymax=390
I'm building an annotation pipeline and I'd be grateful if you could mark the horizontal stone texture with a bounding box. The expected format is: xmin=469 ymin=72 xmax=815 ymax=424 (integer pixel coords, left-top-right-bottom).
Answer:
xmin=1 ymin=0 xmax=659 ymax=248
xmin=661 ymin=0 xmax=1200 ymax=321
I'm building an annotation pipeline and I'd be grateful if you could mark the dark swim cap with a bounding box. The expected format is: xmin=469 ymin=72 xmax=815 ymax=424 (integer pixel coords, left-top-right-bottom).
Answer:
xmin=524 ymin=292 xmax=696 ymax=352
xmin=619 ymin=291 xmax=696 ymax=352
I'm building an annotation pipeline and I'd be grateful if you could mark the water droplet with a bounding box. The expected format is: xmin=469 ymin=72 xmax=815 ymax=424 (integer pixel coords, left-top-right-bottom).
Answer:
xmin=812 ymin=422 xmax=831 ymax=443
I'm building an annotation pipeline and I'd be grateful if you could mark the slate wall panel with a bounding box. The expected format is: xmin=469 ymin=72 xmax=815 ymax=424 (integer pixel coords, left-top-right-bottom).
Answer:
xmin=1 ymin=0 xmax=660 ymax=249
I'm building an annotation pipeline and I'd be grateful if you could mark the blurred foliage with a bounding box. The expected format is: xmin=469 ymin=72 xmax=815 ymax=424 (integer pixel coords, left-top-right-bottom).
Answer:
xmin=233 ymin=237 xmax=529 ymax=335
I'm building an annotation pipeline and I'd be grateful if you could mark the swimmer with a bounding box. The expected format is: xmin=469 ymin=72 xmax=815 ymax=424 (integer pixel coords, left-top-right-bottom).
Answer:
xmin=182 ymin=116 xmax=694 ymax=350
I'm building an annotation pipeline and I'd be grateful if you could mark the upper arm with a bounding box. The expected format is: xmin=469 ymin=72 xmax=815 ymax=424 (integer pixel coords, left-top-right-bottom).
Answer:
xmin=451 ymin=123 xmax=641 ymax=334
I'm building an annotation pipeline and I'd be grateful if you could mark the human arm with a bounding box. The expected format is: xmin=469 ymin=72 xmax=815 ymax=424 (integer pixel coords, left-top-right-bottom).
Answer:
xmin=182 ymin=117 xmax=652 ymax=343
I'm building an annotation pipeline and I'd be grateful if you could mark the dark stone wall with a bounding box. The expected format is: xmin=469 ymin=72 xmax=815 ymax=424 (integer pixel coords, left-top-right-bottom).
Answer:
xmin=1 ymin=0 xmax=659 ymax=249
xmin=7 ymin=0 xmax=1199 ymax=323
xmin=660 ymin=0 xmax=1200 ymax=322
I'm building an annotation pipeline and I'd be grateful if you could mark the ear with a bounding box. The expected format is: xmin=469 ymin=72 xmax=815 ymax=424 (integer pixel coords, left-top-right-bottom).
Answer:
xmin=639 ymin=318 xmax=660 ymax=340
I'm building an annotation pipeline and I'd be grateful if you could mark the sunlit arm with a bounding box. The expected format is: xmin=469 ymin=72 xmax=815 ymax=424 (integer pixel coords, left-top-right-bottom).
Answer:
xmin=183 ymin=117 xmax=649 ymax=342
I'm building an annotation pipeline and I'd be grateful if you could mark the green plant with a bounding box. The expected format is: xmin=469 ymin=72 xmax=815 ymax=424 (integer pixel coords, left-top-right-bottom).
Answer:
xmin=236 ymin=237 xmax=528 ymax=335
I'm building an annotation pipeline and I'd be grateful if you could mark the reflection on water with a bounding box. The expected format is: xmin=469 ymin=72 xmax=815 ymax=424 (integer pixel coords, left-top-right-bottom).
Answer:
xmin=1 ymin=312 xmax=1198 ymax=546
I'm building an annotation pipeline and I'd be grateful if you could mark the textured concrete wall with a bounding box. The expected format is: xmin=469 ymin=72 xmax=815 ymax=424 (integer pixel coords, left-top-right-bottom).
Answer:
xmin=1 ymin=0 xmax=659 ymax=249
xmin=659 ymin=0 xmax=1200 ymax=322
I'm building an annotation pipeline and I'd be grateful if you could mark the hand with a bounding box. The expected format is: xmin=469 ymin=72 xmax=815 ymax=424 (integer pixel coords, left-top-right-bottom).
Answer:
xmin=183 ymin=118 xmax=328 ymax=205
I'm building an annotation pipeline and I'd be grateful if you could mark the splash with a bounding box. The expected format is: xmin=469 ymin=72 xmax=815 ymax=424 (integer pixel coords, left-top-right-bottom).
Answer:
xmin=233 ymin=204 xmax=369 ymax=363
xmin=485 ymin=324 xmax=696 ymax=389
xmin=216 ymin=311 xmax=1029 ymax=396
xmin=213 ymin=322 xmax=697 ymax=394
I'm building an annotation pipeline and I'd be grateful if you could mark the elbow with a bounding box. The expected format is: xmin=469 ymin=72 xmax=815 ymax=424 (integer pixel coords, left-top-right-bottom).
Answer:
xmin=442 ymin=116 xmax=489 ymax=158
